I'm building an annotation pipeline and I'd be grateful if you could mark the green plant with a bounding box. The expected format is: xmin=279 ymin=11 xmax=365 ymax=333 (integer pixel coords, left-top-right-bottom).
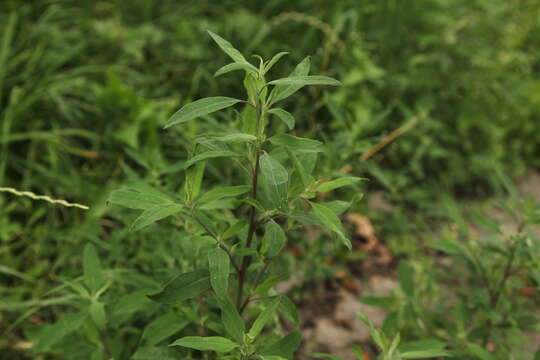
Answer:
xmin=109 ymin=30 xmax=363 ymax=359
xmin=359 ymin=180 xmax=540 ymax=359
xmin=45 ymin=31 xmax=361 ymax=359
xmin=313 ymin=311 xmax=453 ymax=360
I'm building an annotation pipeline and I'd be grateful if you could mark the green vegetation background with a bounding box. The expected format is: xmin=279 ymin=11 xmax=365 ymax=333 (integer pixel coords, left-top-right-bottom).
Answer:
xmin=1 ymin=0 xmax=539 ymax=358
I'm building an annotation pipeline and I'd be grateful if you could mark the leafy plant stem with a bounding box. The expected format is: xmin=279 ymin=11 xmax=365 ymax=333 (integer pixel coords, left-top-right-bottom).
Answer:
xmin=237 ymin=99 xmax=263 ymax=312
xmin=482 ymin=221 xmax=524 ymax=346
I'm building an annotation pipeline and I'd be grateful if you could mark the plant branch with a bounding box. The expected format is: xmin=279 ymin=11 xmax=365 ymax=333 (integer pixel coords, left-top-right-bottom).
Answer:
xmin=482 ymin=229 xmax=523 ymax=346
xmin=236 ymin=148 xmax=261 ymax=311
xmin=191 ymin=211 xmax=240 ymax=273
xmin=236 ymin=98 xmax=263 ymax=312
xmin=240 ymin=261 xmax=271 ymax=313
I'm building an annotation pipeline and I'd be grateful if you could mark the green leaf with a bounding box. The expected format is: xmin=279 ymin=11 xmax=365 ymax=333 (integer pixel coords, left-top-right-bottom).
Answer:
xmin=370 ymin=328 xmax=386 ymax=351
xmin=264 ymin=220 xmax=286 ymax=257
xmin=164 ymin=97 xmax=242 ymax=128
xmin=208 ymin=248 xmax=230 ymax=300
xmin=398 ymin=339 xmax=447 ymax=353
xmin=170 ymin=336 xmax=238 ymax=352
xmin=260 ymin=152 xmax=288 ymax=210
xmin=255 ymin=273 xmax=288 ymax=295
xmin=112 ymin=292 xmax=151 ymax=315
xmin=142 ymin=314 xmax=189 ymax=346
xmin=218 ymin=298 xmax=245 ymax=343
xmin=264 ymin=52 xmax=289 ymax=74
xmin=83 ymin=243 xmax=104 ymax=293
xmin=388 ymin=333 xmax=401 ymax=356
xmin=470 ymin=210 xmax=501 ymax=235
xmin=268 ymin=75 xmax=341 ymax=87
xmin=286 ymin=148 xmax=311 ymax=193
xmin=222 ymin=220 xmax=247 ymax=241
xmin=382 ymin=311 xmax=400 ymax=335
xmin=34 ymin=313 xmax=86 ymax=352
xmin=130 ymin=203 xmax=183 ymax=232
xmin=316 ymin=177 xmax=365 ymax=192
xmin=248 ymin=296 xmax=282 ymax=339
xmin=184 ymin=150 xmax=241 ymax=169
xmin=360 ymin=296 xmax=396 ymax=308
xmin=198 ymin=185 xmax=251 ymax=204
xmin=321 ymin=200 xmax=351 ymax=215
xmin=89 ymin=301 xmax=106 ymax=329
xmin=185 ymin=161 xmax=206 ymax=202
xmin=310 ymin=202 xmax=351 ymax=249
xmin=212 ymin=133 xmax=257 ymax=143
xmin=207 ymin=30 xmax=247 ymax=63
xmin=268 ymin=108 xmax=295 ymax=130
xmin=269 ymin=134 xmax=323 ymax=153
xmin=148 ymin=269 xmax=210 ymax=304
xmin=427 ymin=240 xmax=463 ymax=255
xmin=260 ymin=331 xmax=302 ymax=359
xmin=241 ymin=197 xmax=266 ymax=212
xmin=215 ymin=62 xmax=258 ymax=77
xmin=400 ymin=349 xmax=454 ymax=358
xmin=108 ymin=187 xmax=173 ymax=210
xmin=398 ymin=261 xmax=415 ymax=298
xmin=271 ymin=56 xmax=311 ymax=104
xmin=191 ymin=209 xmax=218 ymax=235
xmin=278 ymin=296 xmax=299 ymax=325
xmin=465 ymin=343 xmax=496 ymax=360
xmin=132 ymin=345 xmax=179 ymax=359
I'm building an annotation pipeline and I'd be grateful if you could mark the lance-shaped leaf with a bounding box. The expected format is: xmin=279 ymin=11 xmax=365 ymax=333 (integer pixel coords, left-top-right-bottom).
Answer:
xmin=310 ymin=202 xmax=351 ymax=249
xmin=89 ymin=301 xmax=106 ymax=329
xmin=264 ymin=51 xmax=289 ymax=74
xmin=164 ymin=97 xmax=242 ymax=128
xmin=278 ymin=295 xmax=299 ymax=325
xmin=264 ymin=220 xmax=286 ymax=257
xmin=34 ymin=313 xmax=86 ymax=352
xmin=130 ymin=203 xmax=183 ymax=232
xmin=184 ymin=150 xmax=241 ymax=169
xmin=208 ymin=248 xmax=230 ymax=300
xmin=218 ymin=298 xmax=245 ymax=343
xmin=222 ymin=219 xmax=247 ymax=241
xmin=398 ymin=261 xmax=415 ymax=298
xmin=185 ymin=161 xmax=205 ymax=201
xmin=148 ymin=269 xmax=210 ymax=304
xmin=83 ymin=243 xmax=104 ymax=293
xmin=108 ymin=186 xmax=173 ymax=210
xmin=248 ymin=296 xmax=282 ymax=339
xmin=315 ymin=176 xmax=366 ymax=193
xmin=142 ymin=314 xmax=189 ymax=346
xmin=268 ymin=75 xmax=341 ymax=87
xmin=271 ymin=56 xmax=310 ymax=104
xmin=170 ymin=336 xmax=238 ymax=352
xmin=212 ymin=133 xmax=257 ymax=143
xmin=260 ymin=152 xmax=288 ymax=210
xmin=198 ymin=185 xmax=251 ymax=204
xmin=215 ymin=62 xmax=258 ymax=77
xmin=400 ymin=349 xmax=454 ymax=359
xmin=259 ymin=331 xmax=302 ymax=359
xmin=287 ymin=148 xmax=311 ymax=193
xmin=269 ymin=134 xmax=323 ymax=153
xmin=268 ymin=108 xmax=295 ymax=130
xmin=321 ymin=200 xmax=351 ymax=215
xmin=208 ymin=30 xmax=246 ymax=63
